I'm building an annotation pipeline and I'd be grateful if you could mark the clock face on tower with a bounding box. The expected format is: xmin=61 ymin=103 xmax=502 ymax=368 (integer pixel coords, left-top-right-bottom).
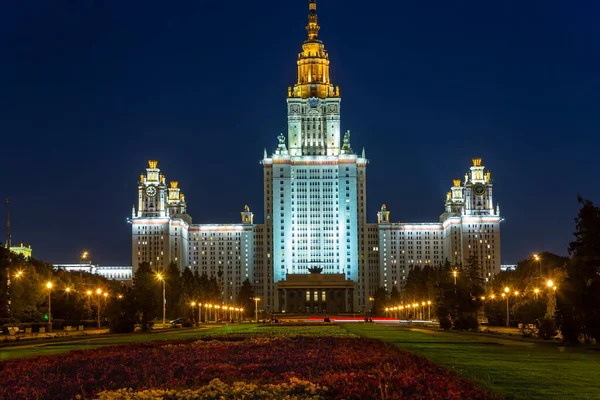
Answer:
xmin=473 ymin=183 xmax=486 ymax=196
xmin=308 ymin=97 xmax=320 ymax=108
xmin=146 ymin=185 xmax=157 ymax=198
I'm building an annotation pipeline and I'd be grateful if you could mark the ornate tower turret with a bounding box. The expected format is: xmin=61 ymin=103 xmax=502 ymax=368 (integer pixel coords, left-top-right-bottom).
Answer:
xmin=377 ymin=204 xmax=390 ymax=224
xmin=445 ymin=179 xmax=465 ymax=214
xmin=287 ymin=0 xmax=342 ymax=156
xmin=464 ymin=158 xmax=495 ymax=216
xmin=241 ymin=205 xmax=254 ymax=224
xmin=167 ymin=181 xmax=187 ymax=216
xmin=137 ymin=160 xmax=167 ymax=218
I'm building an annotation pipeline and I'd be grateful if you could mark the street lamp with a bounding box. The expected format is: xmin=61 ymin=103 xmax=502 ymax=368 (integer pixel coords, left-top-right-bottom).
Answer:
xmin=504 ymin=287 xmax=510 ymax=327
xmin=156 ymin=273 xmax=166 ymax=327
xmin=96 ymin=288 xmax=103 ymax=329
xmin=46 ymin=282 xmax=53 ymax=332
xmin=14 ymin=270 xmax=24 ymax=279
xmin=547 ymin=279 xmax=554 ymax=288
xmin=452 ymin=270 xmax=458 ymax=285
xmin=253 ymin=297 xmax=261 ymax=322
xmin=534 ymin=288 xmax=540 ymax=299
xmin=192 ymin=302 xmax=201 ymax=326
xmin=533 ymin=254 xmax=542 ymax=281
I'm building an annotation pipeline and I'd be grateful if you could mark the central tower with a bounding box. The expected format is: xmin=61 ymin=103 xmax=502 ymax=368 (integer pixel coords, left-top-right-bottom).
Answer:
xmin=262 ymin=0 xmax=368 ymax=313
xmin=287 ymin=0 xmax=341 ymax=156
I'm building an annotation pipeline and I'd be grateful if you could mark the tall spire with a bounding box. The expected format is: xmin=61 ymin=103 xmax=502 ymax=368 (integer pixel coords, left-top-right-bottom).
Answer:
xmin=5 ymin=198 xmax=10 ymax=249
xmin=306 ymin=0 xmax=320 ymax=41
xmin=290 ymin=0 xmax=335 ymax=99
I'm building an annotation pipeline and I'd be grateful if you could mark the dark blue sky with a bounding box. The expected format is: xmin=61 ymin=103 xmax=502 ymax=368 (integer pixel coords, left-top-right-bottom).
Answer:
xmin=1 ymin=0 xmax=599 ymax=265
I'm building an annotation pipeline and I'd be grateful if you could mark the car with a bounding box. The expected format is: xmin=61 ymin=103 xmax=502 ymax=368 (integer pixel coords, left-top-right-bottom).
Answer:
xmin=169 ymin=317 xmax=193 ymax=328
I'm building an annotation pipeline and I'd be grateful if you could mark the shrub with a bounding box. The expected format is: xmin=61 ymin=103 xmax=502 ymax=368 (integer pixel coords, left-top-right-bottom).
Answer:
xmin=51 ymin=319 xmax=65 ymax=330
xmin=439 ymin=316 xmax=452 ymax=330
xmin=0 ymin=318 xmax=19 ymax=325
xmin=537 ymin=318 xmax=558 ymax=340
xmin=453 ymin=316 xmax=479 ymax=332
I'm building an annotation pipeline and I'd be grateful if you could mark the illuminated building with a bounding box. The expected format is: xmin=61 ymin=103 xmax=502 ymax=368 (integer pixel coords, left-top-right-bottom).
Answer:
xmin=53 ymin=263 xmax=133 ymax=283
xmin=129 ymin=1 xmax=503 ymax=311
xmin=261 ymin=0 xmax=366 ymax=313
xmin=130 ymin=162 xmax=255 ymax=304
xmin=377 ymin=159 xmax=502 ymax=293
xmin=9 ymin=244 xmax=32 ymax=259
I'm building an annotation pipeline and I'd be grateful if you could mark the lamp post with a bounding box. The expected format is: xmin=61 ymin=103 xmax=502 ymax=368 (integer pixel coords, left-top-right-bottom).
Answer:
xmin=504 ymin=287 xmax=510 ymax=327
xmin=96 ymin=288 xmax=102 ymax=329
xmin=46 ymin=282 xmax=53 ymax=332
xmin=253 ymin=297 xmax=261 ymax=322
xmin=533 ymin=254 xmax=542 ymax=281
xmin=453 ymin=270 xmax=458 ymax=286
xmin=427 ymin=301 xmax=431 ymax=321
xmin=191 ymin=302 xmax=201 ymax=327
xmin=156 ymin=273 xmax=165 ymax=327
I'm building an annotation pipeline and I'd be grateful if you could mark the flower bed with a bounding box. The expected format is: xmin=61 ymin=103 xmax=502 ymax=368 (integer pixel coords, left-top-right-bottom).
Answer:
xmin=0 ymin=328 xmax=498 ymax=399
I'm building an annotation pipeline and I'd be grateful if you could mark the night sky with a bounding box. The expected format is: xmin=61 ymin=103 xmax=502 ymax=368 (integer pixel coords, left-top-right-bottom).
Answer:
xmin=1 ymin=0 xmax=599 ymax=266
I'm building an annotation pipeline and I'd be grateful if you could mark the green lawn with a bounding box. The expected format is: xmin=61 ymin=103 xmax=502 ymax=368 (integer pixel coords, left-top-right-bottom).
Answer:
xmin=0 ymin=324 xmax=345 ymax=361
xmin=0 ymin=325 xmax=228 ymax=360
xmin=344 ymin=324 xmax=600 ymax=400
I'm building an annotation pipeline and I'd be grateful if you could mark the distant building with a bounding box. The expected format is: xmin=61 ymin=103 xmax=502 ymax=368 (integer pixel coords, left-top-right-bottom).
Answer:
xmin=501 ymin=265 xmax=516 ymax=272
xmin=53 ymin=263 xmax=133 ymax=283
xmin=9 ymin=244 xmax=32 ymax=259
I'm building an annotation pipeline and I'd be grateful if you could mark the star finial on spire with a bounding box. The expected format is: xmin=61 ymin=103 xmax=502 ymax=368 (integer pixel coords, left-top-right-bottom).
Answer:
xmin=306 ymin=0 xmax=320 ymax=41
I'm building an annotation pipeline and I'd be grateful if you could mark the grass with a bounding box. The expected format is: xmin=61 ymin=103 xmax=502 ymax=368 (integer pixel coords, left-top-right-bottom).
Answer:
xmin=0 ymin=325 xmax=224 ymax=360
xmin=0 ymin=324 xmax=350 ymax=361
xmin=3 ymin=322 xmax=598 ymax=399
xmin=344 ymin=324 xmax=600 ymax=400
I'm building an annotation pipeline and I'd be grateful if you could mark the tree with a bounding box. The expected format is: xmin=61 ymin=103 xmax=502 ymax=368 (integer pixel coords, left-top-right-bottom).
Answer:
xmin=372 ymin=287 xmax=388 ymax=317
xmin=487 ymin=252 xmax=568 ymax=327
xmin=237 ymin=279 xmax=255 ymax=318
xmin=389 ymin=286 xmax=401 ymax=306
xmin=132 ymin=262 xmax=157 ymax=331
xmin=106 ymin=287 xmax=136 ymax=333
xmin=165 ymin=262 xmax=182 ymax=318
xmin=559 ymin=197 xmax=600 ymax=343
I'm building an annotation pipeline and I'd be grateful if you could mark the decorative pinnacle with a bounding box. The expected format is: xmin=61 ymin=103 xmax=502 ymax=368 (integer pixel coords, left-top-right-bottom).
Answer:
xmin=306 ymin=0 xmax=320 ymax=40
xmin=472 ymin=158 xmax=482 ymax=167
xmin=148 ymin=160 xmax=158 ymax=169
